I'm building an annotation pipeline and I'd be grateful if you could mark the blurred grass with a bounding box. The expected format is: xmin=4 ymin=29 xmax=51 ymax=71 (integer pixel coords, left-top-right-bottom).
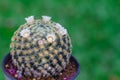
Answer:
xmin=0 ymin=0 xmax=120 ymax=80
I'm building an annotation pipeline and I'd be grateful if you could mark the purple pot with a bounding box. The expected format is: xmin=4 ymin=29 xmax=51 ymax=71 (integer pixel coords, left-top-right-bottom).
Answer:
xmin=2 ymin=54 xmax=80 ymax=80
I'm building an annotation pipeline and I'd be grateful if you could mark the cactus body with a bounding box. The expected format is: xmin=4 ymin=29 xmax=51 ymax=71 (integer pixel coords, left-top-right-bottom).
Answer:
xmin=10 ymin=16 xmax=72 ymax=78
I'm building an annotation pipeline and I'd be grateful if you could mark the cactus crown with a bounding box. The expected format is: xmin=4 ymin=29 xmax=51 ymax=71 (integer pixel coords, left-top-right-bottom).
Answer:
xmin=10 ymin=16 xmax=72 ymax=78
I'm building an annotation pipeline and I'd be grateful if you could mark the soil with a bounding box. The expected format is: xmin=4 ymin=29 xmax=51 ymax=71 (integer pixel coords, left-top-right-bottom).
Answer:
xmin=5 ymin=58 xmax=77 ymax=80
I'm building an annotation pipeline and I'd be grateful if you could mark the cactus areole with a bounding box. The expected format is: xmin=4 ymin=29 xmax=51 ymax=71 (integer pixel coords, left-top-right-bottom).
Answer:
xmin=10 ymin=16 xmax=72 ymax=78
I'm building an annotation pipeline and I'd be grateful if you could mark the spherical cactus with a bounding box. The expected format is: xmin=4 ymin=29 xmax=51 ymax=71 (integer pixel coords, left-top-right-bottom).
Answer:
xmin=10 ymin=16 xmax=72 ymax=78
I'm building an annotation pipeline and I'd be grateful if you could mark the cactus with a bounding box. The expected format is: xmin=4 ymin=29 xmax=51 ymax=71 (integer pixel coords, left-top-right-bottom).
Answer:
xmin=10 ymin=16 xmax=72 ymax=78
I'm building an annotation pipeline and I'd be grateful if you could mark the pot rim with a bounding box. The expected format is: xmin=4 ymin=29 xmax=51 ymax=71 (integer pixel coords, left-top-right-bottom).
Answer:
xmin=2 ymin=54 xmax=16 ymax=80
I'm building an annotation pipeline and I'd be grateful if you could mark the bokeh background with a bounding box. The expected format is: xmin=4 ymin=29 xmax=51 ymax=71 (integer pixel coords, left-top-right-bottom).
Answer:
xmin=0 ymin=0 xmax=120 ymax=80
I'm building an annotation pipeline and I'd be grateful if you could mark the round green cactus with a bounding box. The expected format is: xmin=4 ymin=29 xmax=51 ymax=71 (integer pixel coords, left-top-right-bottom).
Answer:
xmin=10 ymin=16 xmax=72 ymax=78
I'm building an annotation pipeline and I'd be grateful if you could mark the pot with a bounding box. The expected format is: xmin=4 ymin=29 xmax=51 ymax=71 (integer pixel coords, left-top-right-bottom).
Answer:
xmin=2 ymin=53 xmax=80 ymax=80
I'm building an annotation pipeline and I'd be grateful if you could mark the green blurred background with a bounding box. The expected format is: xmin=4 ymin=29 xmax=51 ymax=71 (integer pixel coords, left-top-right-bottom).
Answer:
xmin=0 ymin=0 xmax=120 ymax=80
